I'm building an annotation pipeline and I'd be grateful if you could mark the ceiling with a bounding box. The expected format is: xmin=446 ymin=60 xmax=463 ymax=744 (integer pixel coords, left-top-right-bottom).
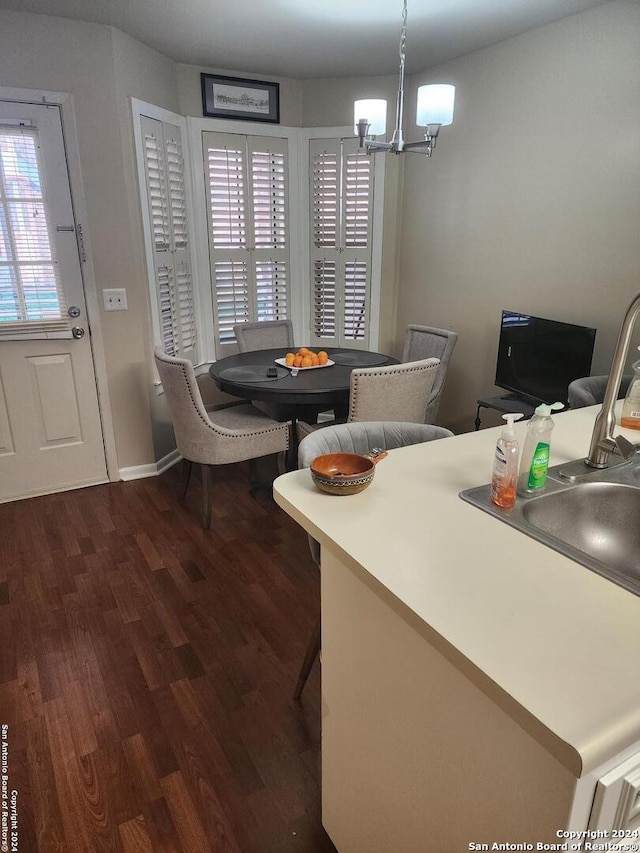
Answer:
xmin=1 ymin=0 xmax=613 ymax=78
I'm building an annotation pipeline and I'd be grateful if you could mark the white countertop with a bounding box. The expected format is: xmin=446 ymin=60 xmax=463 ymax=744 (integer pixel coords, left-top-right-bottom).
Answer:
xmin=274 ymin=405 xmax=640 ymax=776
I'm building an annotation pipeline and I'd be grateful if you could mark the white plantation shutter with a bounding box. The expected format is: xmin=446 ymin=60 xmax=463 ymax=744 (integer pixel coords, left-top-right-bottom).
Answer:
xmin=309 ymin=137 xmax=373 ymax=348
xmin=310 ymin=138 xmax=340 ymax=345
xmin=144 ymin=131 xmax=170 ymax=251
xmin=140 ymin=116 xmax=195 ymax=360
xmin=343 ymin=260 xmax=368 ymax=341
xmin=157 ymin=265 xmax=174 ymax=353
xmin=203 ymin=132 xmax=290 ymax=351
xmin=206 ymin=141 xmax=246 ymax=250
xmin=312 ymin=259 xmax=337 ymax=339
xmin=212 ymin=259 xmax=249 ymax=345
xmin=166 ymin=137 xmax=188 ymax=250
xmin=344 ymin=150 xmax=372 ymax=248
xmin=0 ymin=125 xmax=70 ymax=337
xmin=255 ymin=259 xmax=287 ymax=320
xmin=204 ymin=133 xmax=250 ymax=348
xmin=312 ymin=148 xmax=339 ymax=248
xmin=248 ymin=137 xmax=288 ymax=324
xmin=251 ymin=146 xmax=287 ymax=249
xmin=175 ymin=261 xmax=195 ymax=351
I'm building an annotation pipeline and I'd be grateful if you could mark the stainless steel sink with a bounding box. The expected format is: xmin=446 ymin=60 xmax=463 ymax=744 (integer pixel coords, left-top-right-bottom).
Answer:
xmin=460 ymin=461 xmax=640 ymax=596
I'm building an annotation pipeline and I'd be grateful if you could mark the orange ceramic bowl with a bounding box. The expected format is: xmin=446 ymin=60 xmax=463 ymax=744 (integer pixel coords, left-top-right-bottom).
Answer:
xmin=310 ymin=452 xmax=376 ymax=495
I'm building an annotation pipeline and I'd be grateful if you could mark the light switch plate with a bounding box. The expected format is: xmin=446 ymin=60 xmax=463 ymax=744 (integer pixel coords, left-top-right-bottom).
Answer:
xmin=103 ymin=288 xmax=128 ymax=311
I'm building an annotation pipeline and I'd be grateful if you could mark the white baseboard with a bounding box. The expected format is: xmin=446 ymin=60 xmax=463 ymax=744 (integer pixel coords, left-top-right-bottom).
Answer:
xmin=119 ymin=448 xmax=182 ymax=481
xmin=0 ymin=477 xmax=109 ymax=504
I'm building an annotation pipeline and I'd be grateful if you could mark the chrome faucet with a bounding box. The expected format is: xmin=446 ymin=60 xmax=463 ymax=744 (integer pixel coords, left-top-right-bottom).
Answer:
xmin=586 ymin=289 xmax=640 ymax=468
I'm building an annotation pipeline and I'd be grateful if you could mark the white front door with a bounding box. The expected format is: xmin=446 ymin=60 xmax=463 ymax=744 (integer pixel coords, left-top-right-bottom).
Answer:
xmin=0 ymin=100 xmax=107 ymax=502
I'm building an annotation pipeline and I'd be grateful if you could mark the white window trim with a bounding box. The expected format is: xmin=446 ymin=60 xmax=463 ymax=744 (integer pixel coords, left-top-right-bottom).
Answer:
xmin=298 ymin=126 xmax=385 ymax=352
xmin=187 ymin=115 xmax=303 ymax=363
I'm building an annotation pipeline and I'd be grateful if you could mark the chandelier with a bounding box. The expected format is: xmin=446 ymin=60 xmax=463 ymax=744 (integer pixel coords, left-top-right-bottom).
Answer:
xmin=354 ymin=0 xmax=455 ymax=157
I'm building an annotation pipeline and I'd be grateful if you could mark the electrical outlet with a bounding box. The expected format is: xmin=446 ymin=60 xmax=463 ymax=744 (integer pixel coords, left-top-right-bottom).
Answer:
xmin=103 ymin=288 xmax=128 ymax=311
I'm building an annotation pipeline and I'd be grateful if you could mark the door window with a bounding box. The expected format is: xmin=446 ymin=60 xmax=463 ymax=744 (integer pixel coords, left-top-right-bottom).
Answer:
xmin=0 ymin=124 xmax=69 ymax=336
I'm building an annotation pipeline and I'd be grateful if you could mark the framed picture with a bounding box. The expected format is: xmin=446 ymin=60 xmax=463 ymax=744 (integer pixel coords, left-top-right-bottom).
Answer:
xmin=201 ymin=74 xmax=280 ymax=124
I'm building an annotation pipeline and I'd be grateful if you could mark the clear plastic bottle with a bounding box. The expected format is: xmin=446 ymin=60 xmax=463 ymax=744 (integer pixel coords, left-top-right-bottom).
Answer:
xmin=621 ymin=347 xmax=640 ymax=430
xmin=490 ymin=413 xmax=523 ymax=508
xmin=517 ymin=402 xmax=564 ymax=497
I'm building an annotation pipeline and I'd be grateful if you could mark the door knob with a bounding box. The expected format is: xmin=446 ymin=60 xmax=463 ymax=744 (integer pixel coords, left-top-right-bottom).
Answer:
xmin=71 ymin=326 xmax=85 ymax=339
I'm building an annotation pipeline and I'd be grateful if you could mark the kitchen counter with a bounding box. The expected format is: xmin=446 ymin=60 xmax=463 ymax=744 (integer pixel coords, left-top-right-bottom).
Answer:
xmin=274 ymin=404 xmax=640 ymax=781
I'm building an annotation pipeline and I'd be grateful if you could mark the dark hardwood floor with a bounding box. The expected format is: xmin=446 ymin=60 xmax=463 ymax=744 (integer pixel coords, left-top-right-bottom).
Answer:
xmin=0 ymin=460 xmax=337 ymax=852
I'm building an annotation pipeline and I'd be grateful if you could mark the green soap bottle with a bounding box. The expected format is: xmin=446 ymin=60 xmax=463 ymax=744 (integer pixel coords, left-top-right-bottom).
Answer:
xmin=517 ymin=402 xmax=564 ymax=497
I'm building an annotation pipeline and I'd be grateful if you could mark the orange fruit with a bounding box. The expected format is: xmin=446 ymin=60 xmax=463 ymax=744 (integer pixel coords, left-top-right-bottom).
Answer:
xmin=285 ymin=352 xmax=295 ymax=366
xmin=318 ymin=351 xmax=328 ymax=365
xmin=293 ymin=355 xmax=303 ymax=367
xmin=297 ymin=347 xmax=309 ymax=356
xmin=310 ymin=353 xmax=319 ymax=366
xmin=301 ymin=356 xmax=313 ymax=368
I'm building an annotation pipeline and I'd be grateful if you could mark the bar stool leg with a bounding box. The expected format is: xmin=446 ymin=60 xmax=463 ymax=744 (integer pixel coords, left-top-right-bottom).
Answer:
xmin=293 ymin=618 xmax=321 ymax=700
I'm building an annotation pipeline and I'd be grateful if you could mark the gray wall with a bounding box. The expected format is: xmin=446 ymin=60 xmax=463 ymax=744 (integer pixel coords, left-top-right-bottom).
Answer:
xmin=397 ymin=0 xmax=640 ymax=432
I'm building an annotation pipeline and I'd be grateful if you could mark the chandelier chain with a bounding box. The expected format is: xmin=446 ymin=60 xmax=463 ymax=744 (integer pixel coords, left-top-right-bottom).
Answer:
xmin=400 ymin=0 xmax=408 ymax=64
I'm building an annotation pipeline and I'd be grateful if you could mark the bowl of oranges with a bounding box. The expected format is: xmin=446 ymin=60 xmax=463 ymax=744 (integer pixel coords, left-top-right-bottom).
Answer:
xmin=275 ymin=348 xmax=334 ymax=370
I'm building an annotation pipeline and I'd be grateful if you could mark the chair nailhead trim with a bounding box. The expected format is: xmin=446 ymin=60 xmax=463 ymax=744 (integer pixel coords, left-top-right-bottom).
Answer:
xmin=156 ymin=352 xmax=289 ymax=448
xmin=349 ymin=362 xmax=438 ymax=421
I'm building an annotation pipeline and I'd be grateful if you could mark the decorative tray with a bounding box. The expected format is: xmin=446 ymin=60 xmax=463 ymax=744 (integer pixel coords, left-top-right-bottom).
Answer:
xmin=274 ymin=358 xmax=335 ymax=371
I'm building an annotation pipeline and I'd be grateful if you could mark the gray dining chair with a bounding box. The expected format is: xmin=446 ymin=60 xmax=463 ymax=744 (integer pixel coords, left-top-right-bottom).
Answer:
xmin=232 ymin=320 xmax=296 ymax=419
xmin=402 ymin=325 xmax=458 ymax=424
xmin=234 ymin=319 xmax=295 ymax=352
xmin=568 ymin=375 xmax=632 ymax=408
xmin=293 ymin=420 xmax=454 ymax=700
xmin=154 ymin=348 xmax=290 ymax=529
xmin=296 ymin=357 xmax=441 ymax=442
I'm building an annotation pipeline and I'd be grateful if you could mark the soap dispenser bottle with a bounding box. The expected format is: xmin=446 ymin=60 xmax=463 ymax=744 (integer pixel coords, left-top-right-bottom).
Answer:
xmin=621 ymin=347 xmax=640 ymax=430
xmin=490 ymin=413 xmax=524 ymax=508
xmin=517 ymin=402 xmax=564 ymax=497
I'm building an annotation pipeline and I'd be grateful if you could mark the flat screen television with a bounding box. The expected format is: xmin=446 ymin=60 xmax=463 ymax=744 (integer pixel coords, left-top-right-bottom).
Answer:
xmin=495 ymin=311 xmax=596 ymax=405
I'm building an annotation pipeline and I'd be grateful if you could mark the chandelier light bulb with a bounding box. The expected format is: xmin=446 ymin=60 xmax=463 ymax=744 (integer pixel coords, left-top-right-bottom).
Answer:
xmin=416 ymin=84 xmax=456 ymax=127
xmin=354 ymin=99 xmax=387 ymax=137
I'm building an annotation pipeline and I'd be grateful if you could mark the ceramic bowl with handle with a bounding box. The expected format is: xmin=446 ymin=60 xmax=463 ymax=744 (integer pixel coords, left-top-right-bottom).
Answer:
xmin=309 ymin=449 xmax=387 ymax=495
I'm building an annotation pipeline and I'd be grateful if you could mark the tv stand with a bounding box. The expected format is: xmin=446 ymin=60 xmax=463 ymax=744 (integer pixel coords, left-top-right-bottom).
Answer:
xmin=474 ymin=394 xmax=538 ymax=431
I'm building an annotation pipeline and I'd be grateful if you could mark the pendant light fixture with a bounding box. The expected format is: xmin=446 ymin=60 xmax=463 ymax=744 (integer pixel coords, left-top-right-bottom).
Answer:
xmin=354 ymin=0 xmax=455 ymax=157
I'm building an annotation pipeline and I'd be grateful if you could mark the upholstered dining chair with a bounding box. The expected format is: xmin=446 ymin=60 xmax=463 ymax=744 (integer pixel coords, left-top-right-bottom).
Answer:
xmin=234 ymin=319 xmax=295 ymax=352
xmin=402 ymin=325 xmax=458 ymax=424
xmin=154 ymin=348 xmax=290 ymax=529
xmin=296 ymin=357 xmax=441 ymax=442
xmin=232 ymin=320 xmax=297 ymax=420
xmin=293 ymin=420 xmax=454 ymax=700
xmin=568 ymin=375 xmax=632 ymax=408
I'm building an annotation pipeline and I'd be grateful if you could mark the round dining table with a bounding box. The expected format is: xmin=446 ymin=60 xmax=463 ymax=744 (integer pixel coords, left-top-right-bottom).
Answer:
xmin=208 ymin=346 xmax=398 ymax=423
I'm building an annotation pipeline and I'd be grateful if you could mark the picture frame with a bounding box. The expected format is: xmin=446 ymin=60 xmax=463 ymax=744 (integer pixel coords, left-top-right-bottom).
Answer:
xmin=200 ymin=73 xmax=280 ymax=124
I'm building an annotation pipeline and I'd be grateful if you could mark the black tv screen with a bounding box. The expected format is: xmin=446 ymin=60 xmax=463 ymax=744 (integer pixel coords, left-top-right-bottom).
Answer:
xmin=495 ymin=311 xmax=596 ymax=405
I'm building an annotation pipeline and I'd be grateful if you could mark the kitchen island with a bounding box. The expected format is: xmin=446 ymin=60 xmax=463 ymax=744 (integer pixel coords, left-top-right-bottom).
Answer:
xmin=273 ymin=405 xmax=640 ymax=852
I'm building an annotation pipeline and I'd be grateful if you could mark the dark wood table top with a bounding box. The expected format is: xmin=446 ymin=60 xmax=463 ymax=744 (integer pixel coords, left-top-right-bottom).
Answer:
xmin=209 ymin=346 xmax=397 ymax=408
